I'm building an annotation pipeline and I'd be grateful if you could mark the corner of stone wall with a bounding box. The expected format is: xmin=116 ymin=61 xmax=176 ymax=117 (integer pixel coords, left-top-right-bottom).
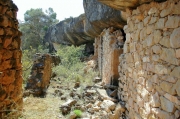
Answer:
xmin=0 ymin=0 xmax=23 ymax=118
xmin=95 ymin=27 xmax=124 ymax=84
xmin=118 ymin=0 xmax=180 ymax=118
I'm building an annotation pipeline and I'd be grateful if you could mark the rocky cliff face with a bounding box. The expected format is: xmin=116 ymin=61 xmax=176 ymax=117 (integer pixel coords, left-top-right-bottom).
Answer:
xmin=44 ymin=0 xmax=126 ymax=49
xmin=83 ymin=0 xmax=126 ymax=37
xmin=98 ymin=0 xmax=167 ymax=11
xmin=44 ymin=14 xmax=92 ymax=47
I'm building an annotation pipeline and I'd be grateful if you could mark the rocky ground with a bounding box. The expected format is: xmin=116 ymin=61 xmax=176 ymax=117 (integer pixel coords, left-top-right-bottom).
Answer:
xmin=22 ymin=75 xmax=126 ymax=119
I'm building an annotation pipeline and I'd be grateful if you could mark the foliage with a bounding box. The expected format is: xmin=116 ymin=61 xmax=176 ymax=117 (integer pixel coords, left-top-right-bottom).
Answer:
xmin=73 ymin=110 xmax=82 ymax=117
xmin=52 ymin=44 xmax=98 ymax=85
xmin=56 ymin=44 xmax=85 ymax=69
xmin=20 ymin=8 xmax=58 ymax=84
xmin=19 ymin=8 xmax=58 ymax=51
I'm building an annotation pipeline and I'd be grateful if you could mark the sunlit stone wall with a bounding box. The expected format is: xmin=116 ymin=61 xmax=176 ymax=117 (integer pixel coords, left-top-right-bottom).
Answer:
xmin=94 ymin=28 xmax=124 ymax=84
xmin=0 ymin=0 xmax=22 ymax=118
xmin=118 ymin=0 xmax=180 ymax=118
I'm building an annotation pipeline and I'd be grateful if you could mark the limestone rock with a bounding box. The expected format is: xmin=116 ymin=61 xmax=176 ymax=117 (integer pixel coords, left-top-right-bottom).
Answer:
xmin=154 ymin=64 xmax=168 ymax=75
xmin=159 ymin=36 xmax=170 ymax=48
xmin=150 ymin=92 xmax=160 ymax=108
xmin=96 ymin=89 xmax=113 ymax=101
xmin=61 ymin=99 xmax=77 ymax=107
xmin=164 ymin=93 xmax=180 ymax=105
xmin=161 ymin=75 xmax=177 ymax=83
xmin=86 ymin=89 xmax=96 ymax=96
xmin=152 ymin=45 xmax=161 ymax=54
xmin=93 ymin=77 xmax=101 ymax=83
xmin=160 ymin=47 xmax=179 ymax=65
xmin=160 ymin=81 xmax=176 ymax=95
xmin=98 ymin=0 xmax=166 ymax=11
xmin=148 ymin=7 xmax=159 ymax=15
xmin=146 ymin=80 xmax=153 ymax=92
xmin=175 ymin=110 xmax=180 ymax=119
xmin=68 ymin=112 xmax=77 ymax=119
xmin=160 ymin=96 xmax=176 ymax=113
xmin=152 ymin=108 xmax=175 ymax=119
xmin=115 ymin=103 xmax=126 ymax=113
xmin=165 ymin=16 xmax=179 ymax=29
xmin=60 ymin=99 xmax=77 ymax=115
xmin=170 ymin=27 xmax=180 ymax=48
xmin=101 ymin=100 xmax=116 ymax=111
xmin=155 ymin=18 xmax=166 ymax=29
xmin=176 ymin=49 xmax=180 ymax=58
xmin=170 ymin=67 xmax=180 ymax=79
xmin=174 ymin=79 xmax=180 ymax=96
xmin=160 ymin=3 xmax=173 ymax=17
xmin=44 ymin=0 xmax=126 ymax=49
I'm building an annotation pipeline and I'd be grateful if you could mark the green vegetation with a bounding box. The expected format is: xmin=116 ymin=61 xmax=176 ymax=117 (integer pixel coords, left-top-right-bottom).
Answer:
xmin=73 ymin=110 xmax=82 ymax=117
xmin=52 ymin=44 xmax=98 ymax=86
xmin=53 ymin=45 xmax=97 ymax=84
xmin=20 ymin=8 xmax=58 ymax=83
xmin=20 ymin=8 xmax=98 ymax=87
xmin=19 ymin=8 xmax=58 ymax=51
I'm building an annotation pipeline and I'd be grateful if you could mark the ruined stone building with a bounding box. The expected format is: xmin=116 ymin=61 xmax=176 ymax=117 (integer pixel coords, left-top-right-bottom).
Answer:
xmin=95 ymin=0 xmax=180 ymax=118
xmin=0 ymin=0 xmax=22 ymax=118
xmin=0 ymin=0 xmax=180 ymax=118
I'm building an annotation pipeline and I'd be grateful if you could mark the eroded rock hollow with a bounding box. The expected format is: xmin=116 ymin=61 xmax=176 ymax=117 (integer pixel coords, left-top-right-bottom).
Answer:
xmin=44 ymin=0 xmax=126 ymax=51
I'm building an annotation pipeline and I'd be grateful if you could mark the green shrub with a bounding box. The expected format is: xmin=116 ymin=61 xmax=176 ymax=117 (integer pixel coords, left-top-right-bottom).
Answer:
xmin=52 ymin=44 xmax=98 ymax=85
xmin=73 ymin=110 xmax=82 ymax=117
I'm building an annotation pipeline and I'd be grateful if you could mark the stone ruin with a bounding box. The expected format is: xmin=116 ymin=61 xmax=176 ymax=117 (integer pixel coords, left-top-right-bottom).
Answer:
xmin=94 ymin=0 xmax=180 ymax=118
xmin=0 ymin=0 xmax=180 ymax=118
xmin=24 ymin=53 xmax=60 ymax=97
xmin=94 ymin=27 xmax=124 ymax=85
xmin=0 ymin=0 xmax=22 ymax=118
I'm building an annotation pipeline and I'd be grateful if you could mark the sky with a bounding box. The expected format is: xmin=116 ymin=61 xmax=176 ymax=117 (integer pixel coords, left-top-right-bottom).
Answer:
xmin=13 ymin=0 xmax=84 ymax=21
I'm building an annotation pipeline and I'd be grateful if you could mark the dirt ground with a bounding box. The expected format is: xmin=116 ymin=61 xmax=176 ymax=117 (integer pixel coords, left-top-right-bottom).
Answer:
xmin=20 ymin=80 xmax=66 ymax=119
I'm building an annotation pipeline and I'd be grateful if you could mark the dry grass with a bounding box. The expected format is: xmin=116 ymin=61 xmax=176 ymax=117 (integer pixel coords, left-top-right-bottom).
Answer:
xmin=20 ymin=81 xmax=66 ymax=119
xmin=20 ymin=97 xmax=64 ymax=119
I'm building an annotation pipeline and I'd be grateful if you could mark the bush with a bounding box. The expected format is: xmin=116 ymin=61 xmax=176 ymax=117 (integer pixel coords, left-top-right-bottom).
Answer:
xmin=52 ymin=44 xmax=98 ymax=85
xmin=73 ymin=110 xmax=82 ymax=117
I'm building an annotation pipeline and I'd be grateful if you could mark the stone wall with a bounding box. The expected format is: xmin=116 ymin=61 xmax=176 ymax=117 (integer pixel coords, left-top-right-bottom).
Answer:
xmin=25 ymin=54 xmax=60 ymax=97
xmin=94 ymin=27 xmax=124 ymax=84
xmin=118 ymin=0 xmax=180 ymax=118
xmin=0 ymin=0 xmax=22 ymax=118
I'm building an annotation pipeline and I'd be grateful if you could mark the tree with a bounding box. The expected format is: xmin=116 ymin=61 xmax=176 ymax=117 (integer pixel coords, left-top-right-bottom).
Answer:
xmin=19 ymin=8 xmax=58 ymax=51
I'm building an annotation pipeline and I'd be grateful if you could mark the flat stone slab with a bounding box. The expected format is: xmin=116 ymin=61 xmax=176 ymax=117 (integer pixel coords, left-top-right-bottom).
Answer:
xmin=96 ymin=89 xmax=118 ymax=102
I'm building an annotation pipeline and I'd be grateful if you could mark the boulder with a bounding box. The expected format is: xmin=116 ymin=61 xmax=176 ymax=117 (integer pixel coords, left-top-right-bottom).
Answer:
xmin=98 ymin=0 xmax=166 ymax=11
xmin=60 ymin=99 xmax=77 ymax=115
xmin=93 ymin=77 xmax=101 ymax=83
xmin=44 ymin=0 xmax=126 ymax=50
xmin=68 ymin=112 xmax=77 ymax=119
xmin=101 ymin=100 xmax=116 ymax=111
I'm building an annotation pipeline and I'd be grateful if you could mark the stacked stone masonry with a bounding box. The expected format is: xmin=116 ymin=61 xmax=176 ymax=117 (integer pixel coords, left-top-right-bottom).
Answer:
xmin=118 ymin=0 xmax=180 ymax=119
xmin=94 ymin=27 xmax=124 ymax=84
xmin=25 ymin=54 xmax=60 ymax=97
xmin=0 ymin=0 xmax=22 ymax=118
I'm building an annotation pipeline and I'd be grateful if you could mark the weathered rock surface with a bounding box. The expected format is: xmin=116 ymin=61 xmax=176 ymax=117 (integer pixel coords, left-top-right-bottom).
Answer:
xmin=44 ymin=0 xmax=126 ymax=49
xmin=24 ymin=53 xmax=60 ymax=97
xmin=0 ymin=0 xmax=23 ymax=118
xmin=98 ymin=0 xmax=167 ymax=11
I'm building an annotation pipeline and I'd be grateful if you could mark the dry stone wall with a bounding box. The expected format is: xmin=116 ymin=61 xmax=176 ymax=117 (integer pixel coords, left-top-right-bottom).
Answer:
xmin=118 ymin=0 xmax=180 ymax=118
xmin=94 ymin=28 xmax=124 ymax=84
xmin=25 ymin=54 xmax=60 ymax=97
xmin=0 ymin=0 xmax=22 ymax=118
